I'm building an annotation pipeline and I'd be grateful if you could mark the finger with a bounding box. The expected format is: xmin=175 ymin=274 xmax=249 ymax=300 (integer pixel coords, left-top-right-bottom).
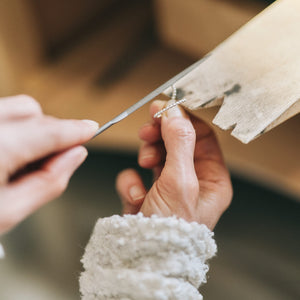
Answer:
xmin=116 ymin=169 xmax=146 ymax=215
xmin=153 ymin=164 xmax=164 ymax=180
xmin=0 ymin=117 xmax=98 ymax=179
xmin=150 ymin=100 xmax=166 ymax=123
xmin=197 ymin=174 xmax=233 ymax=230
xmin=194 ymin=134 xmax=227 ymax=181
xmin=138 ymin=122 xmax=161 ymax=144
xmin=196 ymin=157 xmax=232 ymax=229
xmin=138 ymin=100 xmax=166 ymax=143
xmin=189 ymin=117 xmax=232 ymax=228
xmin=191 ymin=116 xmax=231 ymax=193
xmin=191 ymin=115 xmax=224 ymax=162
xmin=160 ymin=100 xmax=196 ymax=181
xmin=0 ymin=95 xmax=42 ymax=120
xmin=0 ymin=146 xmax=87 ymax=234
xmin=138 ymin=142 xmax=166 ymax=169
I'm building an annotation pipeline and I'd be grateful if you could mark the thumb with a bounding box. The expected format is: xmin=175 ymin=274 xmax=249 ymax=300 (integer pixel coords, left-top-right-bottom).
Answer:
xmin=161 ymin=101 xmax=196 ymax=178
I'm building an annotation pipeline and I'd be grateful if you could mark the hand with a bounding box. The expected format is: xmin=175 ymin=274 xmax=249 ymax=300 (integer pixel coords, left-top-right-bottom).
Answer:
xmin=0 ymin=95 xmax=98 ymax=234
xmin=117 ymin=100 xmax=232 ymax=229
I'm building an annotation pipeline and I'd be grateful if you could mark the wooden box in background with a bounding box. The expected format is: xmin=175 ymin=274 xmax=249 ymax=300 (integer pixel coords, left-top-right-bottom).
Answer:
xmin=154 ymin=0 xmax=267 ymax=57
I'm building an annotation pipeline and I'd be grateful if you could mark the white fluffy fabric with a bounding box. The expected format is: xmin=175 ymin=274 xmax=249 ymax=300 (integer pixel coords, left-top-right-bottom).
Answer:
xmin=80 ymin=213 xmax=216 ymax=300
xmin=0 ymin=243 xmax=4 ymax=259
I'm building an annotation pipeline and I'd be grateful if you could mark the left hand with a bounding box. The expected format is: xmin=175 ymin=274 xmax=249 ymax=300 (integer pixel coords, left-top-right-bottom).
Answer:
xmin=116 ymin=100 xmax=232 ymax=230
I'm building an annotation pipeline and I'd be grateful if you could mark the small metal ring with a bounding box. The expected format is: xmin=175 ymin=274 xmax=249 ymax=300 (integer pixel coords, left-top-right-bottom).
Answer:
xmin=154 ymin=98 xmax=186 ymax=118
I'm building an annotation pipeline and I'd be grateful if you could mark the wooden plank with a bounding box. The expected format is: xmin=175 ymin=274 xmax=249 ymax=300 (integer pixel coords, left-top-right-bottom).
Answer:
xmin=20 ymin=36 xmax=300 ymax=200
xmin=163 ymin=0 xmax=300 ymax=143
xmin=194 ymin=108 xmax=300 ymax=200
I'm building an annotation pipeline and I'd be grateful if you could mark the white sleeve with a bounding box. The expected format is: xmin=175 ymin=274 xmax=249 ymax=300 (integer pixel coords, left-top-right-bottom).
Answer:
xmin=80 ymin=213 xmax=217 ymax=300
xmin=0 ymin=243 xmax=4 ymax=259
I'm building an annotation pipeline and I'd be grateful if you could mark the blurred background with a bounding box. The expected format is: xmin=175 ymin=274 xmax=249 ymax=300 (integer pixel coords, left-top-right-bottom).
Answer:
xmin=0 ymin=0 xmax=299 ymax=299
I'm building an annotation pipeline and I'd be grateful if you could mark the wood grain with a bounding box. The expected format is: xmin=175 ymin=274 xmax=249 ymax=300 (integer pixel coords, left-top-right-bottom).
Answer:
xmin=163 ymin=0 xmax=300 ymax=143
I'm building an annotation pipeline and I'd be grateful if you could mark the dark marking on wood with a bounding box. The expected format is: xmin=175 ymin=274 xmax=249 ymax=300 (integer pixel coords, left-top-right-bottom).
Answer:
xmin=224 ymin=84 xmax=241 ymax=96
xmin=167 ymin=87 xmax=186 ymax=99
xmin=176 ymin=88 xmax=186 ymax=99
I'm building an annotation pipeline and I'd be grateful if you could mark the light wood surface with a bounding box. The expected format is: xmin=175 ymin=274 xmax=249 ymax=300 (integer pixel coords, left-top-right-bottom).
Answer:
xmin=163 ymin=0 xmax=300 ymax=143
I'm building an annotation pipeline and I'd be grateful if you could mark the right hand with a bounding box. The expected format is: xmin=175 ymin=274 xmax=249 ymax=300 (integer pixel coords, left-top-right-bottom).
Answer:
xmin=0 ymin=95 xmax=98 ymax=234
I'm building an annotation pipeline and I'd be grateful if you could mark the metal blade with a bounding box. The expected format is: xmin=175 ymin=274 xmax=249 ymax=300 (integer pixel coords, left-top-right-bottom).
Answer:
xmin=93 ymin=55 xmax=209 ymax=138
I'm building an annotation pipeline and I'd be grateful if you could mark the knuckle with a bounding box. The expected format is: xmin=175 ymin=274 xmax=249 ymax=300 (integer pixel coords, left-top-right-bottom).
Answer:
xmin=167 ymin=118 xmax=195 ymax=142
xmin=42 ymin=116 xmax=65 ymax=146
xmin=18 ymin=95 xmax=42 ymax=113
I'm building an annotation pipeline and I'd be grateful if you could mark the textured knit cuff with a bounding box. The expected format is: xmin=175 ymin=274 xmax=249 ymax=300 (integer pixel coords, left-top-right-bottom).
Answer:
xmin=80 ymin=213 xmax=217 ymax=300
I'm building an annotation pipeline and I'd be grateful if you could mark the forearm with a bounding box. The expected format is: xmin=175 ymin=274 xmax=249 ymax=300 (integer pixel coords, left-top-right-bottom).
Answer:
xmin=80 ymin=213 xmax=217 ymax=300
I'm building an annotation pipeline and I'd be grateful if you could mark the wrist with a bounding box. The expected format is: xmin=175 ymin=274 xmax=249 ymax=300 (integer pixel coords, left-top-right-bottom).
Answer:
xmin=80 ymin=213 xmax=217 ymax=300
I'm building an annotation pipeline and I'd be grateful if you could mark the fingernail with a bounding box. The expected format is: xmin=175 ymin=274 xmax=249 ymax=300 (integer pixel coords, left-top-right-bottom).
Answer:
xmin=129 ymin=185 xmax=145 ymax=202
xmin=82 ymin=119 xmax=99 ymax=131
xmin=165 ymin=100 xmax=185 ymax=118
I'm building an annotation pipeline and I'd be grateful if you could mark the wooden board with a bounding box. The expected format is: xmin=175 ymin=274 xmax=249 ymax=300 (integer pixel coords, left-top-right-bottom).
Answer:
xmin=163 ymin=0 xmax=300 ymax=144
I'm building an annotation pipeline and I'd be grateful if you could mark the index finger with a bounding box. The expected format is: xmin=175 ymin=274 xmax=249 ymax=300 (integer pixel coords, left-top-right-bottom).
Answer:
xmin=0 ymin=95 xmax=42 ymax=121
xmin=0 ymin=116 xmax=98 ymax=179
xmin=138 ymin=101 xmax=165 ymax=144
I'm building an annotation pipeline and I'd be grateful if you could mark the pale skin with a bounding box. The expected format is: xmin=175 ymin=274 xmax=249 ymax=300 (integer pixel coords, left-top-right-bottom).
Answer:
xmin=0 ymin=95 xmax=232 ymax=235
xmin=0 ymin=95 xmax=98 ymax=234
